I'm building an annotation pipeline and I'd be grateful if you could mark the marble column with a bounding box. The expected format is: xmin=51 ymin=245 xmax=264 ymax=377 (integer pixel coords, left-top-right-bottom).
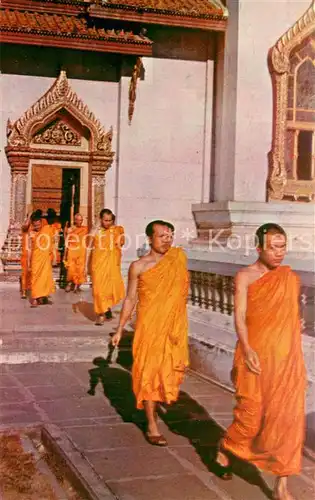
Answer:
xmin=12 ymin=173 xmax=27 ymax=225
xmin=92 ymin=175 xmax=106 ymax=226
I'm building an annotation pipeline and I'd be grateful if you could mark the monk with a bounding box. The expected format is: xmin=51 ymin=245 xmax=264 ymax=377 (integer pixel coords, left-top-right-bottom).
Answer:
xmin=46 ymin=208 xmax=62 ymax=265
xmin=86 ymin=209 xmax=125 ymax=325
xmin=112 ymin=220 xmax=189 ymax=446
xmin=29 ymin=214 xmax=56 ymax=307
xmin=20 ymin=209 xmax=47 ymax=299
xmin=64 ymin=213 xmax=88 ymax=293
xmin=216 ymin=223 xmax=306 ymax=500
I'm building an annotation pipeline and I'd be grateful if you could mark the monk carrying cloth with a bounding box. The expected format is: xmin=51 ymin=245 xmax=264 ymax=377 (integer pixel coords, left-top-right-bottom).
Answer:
xmin=216 ymin=223 xmax=306 ymax=500
xmin=20 ymin=209 xmax=47 ymax=299
xmin=112 ymin=220 xmax=189 ymax=446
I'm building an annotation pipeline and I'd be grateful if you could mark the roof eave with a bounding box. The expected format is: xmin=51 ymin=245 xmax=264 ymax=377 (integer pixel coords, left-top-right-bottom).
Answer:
xmin=0 ymin=30 xmax=153 ymax=55
xmin=88 ymin=5 xmax=227 ymax=32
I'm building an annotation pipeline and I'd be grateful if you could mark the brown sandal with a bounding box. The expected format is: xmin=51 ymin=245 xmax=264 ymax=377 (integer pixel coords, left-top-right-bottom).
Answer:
xmin=145 ymin=433 xmax=168 ymax=447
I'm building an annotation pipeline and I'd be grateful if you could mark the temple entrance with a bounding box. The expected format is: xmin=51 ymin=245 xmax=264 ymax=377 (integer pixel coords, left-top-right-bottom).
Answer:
xmin=1 ymin=71 xmax=114 ymax=272
xmin=31 ymin=165 xmax=81 ymax=227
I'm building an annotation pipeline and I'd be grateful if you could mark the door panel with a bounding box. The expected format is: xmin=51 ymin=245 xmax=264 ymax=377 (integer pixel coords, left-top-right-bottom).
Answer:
xmin=32 ymin=165 xmax=62 ymax=213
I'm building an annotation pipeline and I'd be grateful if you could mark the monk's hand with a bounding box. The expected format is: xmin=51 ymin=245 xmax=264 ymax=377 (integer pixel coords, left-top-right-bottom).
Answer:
xmin=112 ymin=329 xmax=122 ymax=347
xmin=244 ymin=347 xmax=261 ymax=375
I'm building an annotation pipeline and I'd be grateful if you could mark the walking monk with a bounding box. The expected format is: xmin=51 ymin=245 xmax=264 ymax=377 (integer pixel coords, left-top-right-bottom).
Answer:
xmin=64 ymin=213 xmax=88 ymax=293
xmin=20 ymin=209 xmax=47 ymax=299
xmin=86 ymin=209 xmax=125 ymax=325
xmin=216 ymin=223 xmax=306 ymax=500
xmin=29 ymin=213 xmax=56 ymax=307
xmin=112 ymin=220 xmax=189 ymax=446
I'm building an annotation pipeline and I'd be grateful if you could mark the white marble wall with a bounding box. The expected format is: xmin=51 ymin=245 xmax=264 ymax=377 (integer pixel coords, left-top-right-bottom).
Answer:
xmin=117 ymin=56 xmax=212 ymax=257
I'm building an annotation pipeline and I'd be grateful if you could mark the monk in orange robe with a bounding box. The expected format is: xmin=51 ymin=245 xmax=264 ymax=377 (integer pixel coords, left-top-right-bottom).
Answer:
xmin=86 ymin=208 xmax=125 ymax=325
xmin=20 ymin=210 xmax=47 ymax=299
xmin=216 ymin=223 xmax=306 ymax=500
xmin=112 ymin=220 xmax=189 ymax=446
xmin=29 ymin=214 xmax=56 ymax=307
xmin=64 ymin=213 xmax=88 ymax=293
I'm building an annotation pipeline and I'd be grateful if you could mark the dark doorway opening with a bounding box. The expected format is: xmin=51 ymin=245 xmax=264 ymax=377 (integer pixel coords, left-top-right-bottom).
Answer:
xmin=59 ymin=169 xmax=80 ymax=228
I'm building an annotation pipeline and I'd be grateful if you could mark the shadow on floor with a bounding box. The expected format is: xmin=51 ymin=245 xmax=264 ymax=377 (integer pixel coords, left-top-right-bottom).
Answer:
xmin=72 ymin=301 xmax=96 ymax=322
xmin=86 ymin=333 xmax=273 ymax=499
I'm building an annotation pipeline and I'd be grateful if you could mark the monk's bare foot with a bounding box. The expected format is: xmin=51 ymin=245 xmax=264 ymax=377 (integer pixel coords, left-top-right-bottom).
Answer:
xmin=215 ymin=446 xmax=232 ymax=480
xmin=216 ymin=450 xmax=229 ymax=467
xmin=30 ymin=299 xmax=39 ymax=308
xmin=21 ymin=291 xmax=27 ymax=299
xmin=65 ymin=283 xmax=72 ymax=293
xmin=95 ymin=315 xmax=105 ymax=326
xmin=273 ymin=477 xmax=296 ymax=500
xmin=74 ymin=285 xmax=81 ymax=294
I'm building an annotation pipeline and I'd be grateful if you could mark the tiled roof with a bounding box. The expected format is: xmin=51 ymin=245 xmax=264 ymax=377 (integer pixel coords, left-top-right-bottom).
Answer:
xmin=0 ymin=8 xmax=153 ymax=45
xmin=103 ymin=0 xmax=226 ymax=18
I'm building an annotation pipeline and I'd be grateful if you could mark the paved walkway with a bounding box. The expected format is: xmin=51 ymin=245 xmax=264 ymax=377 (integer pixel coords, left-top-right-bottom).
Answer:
xmin=0 ymin=285 xmax=314 ymax=499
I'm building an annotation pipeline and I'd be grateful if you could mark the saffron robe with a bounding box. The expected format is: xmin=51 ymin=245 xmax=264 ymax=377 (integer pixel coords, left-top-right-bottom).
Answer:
xmin=30 ymin=225 xmax=56 ymax=299
xmin=91 ymin=225 xmax=125 ymax=315
xmin=21 ymin=219 xmax=47 ymax=291
xmin=65 ymin=226 xmax=88 ymax=285
xmin=132 ymin=247 xmax=189 ymax=409
xmin=223 ymin=266 xmax=306 ymax=476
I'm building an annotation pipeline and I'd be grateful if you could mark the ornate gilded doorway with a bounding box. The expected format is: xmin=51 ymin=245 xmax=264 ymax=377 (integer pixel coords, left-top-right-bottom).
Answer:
xmin=1 ymin=71 xmax=115 ymax=271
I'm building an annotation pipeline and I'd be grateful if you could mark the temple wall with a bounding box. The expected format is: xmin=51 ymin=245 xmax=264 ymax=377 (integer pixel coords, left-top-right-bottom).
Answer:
xmin=0 ymin=29 xmax=214 ymax=259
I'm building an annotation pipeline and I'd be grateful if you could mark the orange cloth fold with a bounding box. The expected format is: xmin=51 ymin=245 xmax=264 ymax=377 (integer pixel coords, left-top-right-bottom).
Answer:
xmin=91 ymin=225 xmax=125 ymax=314
xmin=20 ymin=231 xmax=30 ymax=291
xmin=20 ymin=219 xmax=47 ymax=291
xmin=65 ymin=226 xmax=88 ymax=286
xmin=50 ymin=222 xmax=62 ymax=264
xmin=223 ymin=266 xmax=306 ymax=476
xmin=132 ymin=247 xmax=189 ymax=409
xmin=30 ymin=225 xmax=56 ymax=299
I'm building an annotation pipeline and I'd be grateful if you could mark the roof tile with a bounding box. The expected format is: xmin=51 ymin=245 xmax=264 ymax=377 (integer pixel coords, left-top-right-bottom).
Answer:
xmin=0 ymin=8 xmax=153 ymax=44
xmin=105 ymin=0 xmax=225 ymax=18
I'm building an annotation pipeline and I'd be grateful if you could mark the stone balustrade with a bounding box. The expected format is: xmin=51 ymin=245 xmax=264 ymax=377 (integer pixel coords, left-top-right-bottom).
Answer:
xmin=188 ymin=259 xmax=315 ymax=338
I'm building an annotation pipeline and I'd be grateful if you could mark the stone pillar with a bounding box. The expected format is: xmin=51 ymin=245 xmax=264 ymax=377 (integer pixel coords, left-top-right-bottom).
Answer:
xmin=12 ymin=173 xmax=27 ymax=225
xmin=92 ymin=175 xmax=105 ymax=226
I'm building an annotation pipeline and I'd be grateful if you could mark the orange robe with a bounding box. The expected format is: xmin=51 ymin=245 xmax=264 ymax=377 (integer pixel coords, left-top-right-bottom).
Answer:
xmin=65 ymin=226 xmax=88 ymax=286
xmin=30 ymin=225 xmax=56 ymax=299
xmin=223 ymin=266 xmax=306 ymax=476
xmin=132 ymin=247 xmax=189 ymax=409
xmin=91 ymin=225 xmax=125 ymax=315
xmin=20 ymin=219 xmax=47 ymax=291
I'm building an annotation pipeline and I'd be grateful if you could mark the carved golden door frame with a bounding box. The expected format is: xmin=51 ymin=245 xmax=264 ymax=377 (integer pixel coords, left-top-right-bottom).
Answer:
xmin=5 ymin=70 xmax=114 ymax=229
xmin=267 ymin=0 xmax=315 ymax=201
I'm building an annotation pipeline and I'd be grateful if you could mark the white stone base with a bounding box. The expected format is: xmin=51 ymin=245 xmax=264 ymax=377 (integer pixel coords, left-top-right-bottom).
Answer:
xmin=192 ymin=201 xmax=315 ymax=258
